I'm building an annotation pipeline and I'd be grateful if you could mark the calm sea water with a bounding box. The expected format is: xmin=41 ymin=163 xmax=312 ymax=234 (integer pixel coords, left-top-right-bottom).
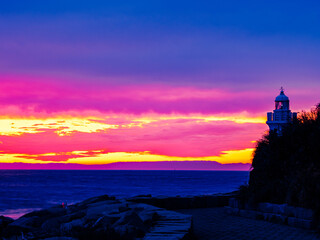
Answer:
xmin=0 ymin=170 xmax=249 ymax=218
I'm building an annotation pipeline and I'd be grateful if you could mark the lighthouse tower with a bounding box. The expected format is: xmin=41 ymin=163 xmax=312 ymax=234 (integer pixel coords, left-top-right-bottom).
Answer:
xmin=266 ymin=87 xmax=297 ymax=134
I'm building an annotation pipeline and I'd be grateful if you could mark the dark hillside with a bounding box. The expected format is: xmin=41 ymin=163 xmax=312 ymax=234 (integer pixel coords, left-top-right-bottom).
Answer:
xmin=248 ymin=104 xmax=320 ymax=213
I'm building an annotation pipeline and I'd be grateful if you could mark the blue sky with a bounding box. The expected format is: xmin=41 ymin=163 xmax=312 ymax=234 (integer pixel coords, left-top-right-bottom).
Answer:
xmin=1 ymin=0 xmax=320 ymax=90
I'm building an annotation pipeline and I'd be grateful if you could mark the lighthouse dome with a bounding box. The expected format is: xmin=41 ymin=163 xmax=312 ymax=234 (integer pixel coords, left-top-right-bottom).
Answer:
xmin=275 ymin=89 xmax=289 ymax=102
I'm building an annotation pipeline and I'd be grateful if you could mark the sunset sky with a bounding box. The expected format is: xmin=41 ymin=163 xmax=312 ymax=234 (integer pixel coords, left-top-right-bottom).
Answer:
xmin=0 ymin=1 xmax=320 ymax=169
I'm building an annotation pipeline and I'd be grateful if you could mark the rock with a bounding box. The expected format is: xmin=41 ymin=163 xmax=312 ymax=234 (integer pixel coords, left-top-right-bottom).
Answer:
xmin=85 ymin=200 xmax=122 ymax=216
xmin=138 ymin=211 xmax=159 ymax=225
xmin=0 ymin=216 xmax=14 ymax=226
xmin=258 ymin=202 xmax=274 ymax=213
xmin=0 ymin=216 xmax=14 ymax=233
xmin=134 ymin=194 xmax=152 ymax=198
xmin=284 ymin=205 xmax=296 ymax=217
xmin=41 ymin=217 xmax=64 ymax=234
xmin=11 ymin=206 xmax=67 ymax=233
xmin=91 ymin=215 xmax=118 ymax=229
xmin=273 ymin=204 xmax=286 ymax=215
xmin=119 ymin=206 xmax=131 ymax=213
xmin=112 ymin=211 xmax=147 ymax=236
xmin=113 ymin=211 xmax=144 ymax=226
xmin=2 ymin=216 xmax=48 ymax=239
xmin=43 ymin=237 xmax=78 ymax=240
xmin=83 ymin=213 xmax=104 ymax=223
xmin=268 ymin=213 xmax=287 ymax=224
xmin=1 ymin=224 xmax=31 ymax=239
xmin=23 ymin=207 xmax=66 ymax=219
xmin=288 ymin=217 xmax=314 ymax=229
xmin=65 ymin=211 xmax=87 ymax=222
xmin=9 ymin=216 xmax=42 ymax=228
xmin=41 ymin=210 xmax=87 ymax=235
xmin=1 ymin=196 xmax=162 ymax=240
xmin=76 ymin=195 xmax=115 ymax=207
xmin=68 ymin=195 xmax=117 ymax=214
xmin=60 ymin=218 xmax=85 ymax=234
xmin=113 ymin=224 xmax=140 ymax=238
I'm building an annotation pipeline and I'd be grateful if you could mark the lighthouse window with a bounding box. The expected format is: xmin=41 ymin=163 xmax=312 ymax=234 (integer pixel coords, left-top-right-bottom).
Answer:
xmin=275 ymin=102 xmax=283 ymax=109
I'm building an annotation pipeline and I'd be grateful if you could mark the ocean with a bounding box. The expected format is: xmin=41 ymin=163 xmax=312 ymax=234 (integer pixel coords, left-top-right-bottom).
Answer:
xmin=0 ymin=170 xmax=249 ymax=218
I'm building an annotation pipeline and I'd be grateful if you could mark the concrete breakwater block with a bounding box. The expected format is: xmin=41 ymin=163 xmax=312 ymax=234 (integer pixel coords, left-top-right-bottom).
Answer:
xmin=287 ymin=217 xmax=314 ymax=229
xmin=226 ymin=200 xmax=315 ymax=230
xmin=258 ymin=203 xmax=314 ymax=220
xmin=262 ymin=213 xmax=287 ymax=224
xmin=285 ymin=206 xmax=314 ymax=220
xmin=258 ymin=203 xmax=286 ymax=215
xmin=224 ymin=206 xmax=239 ymax=215
xmin=225 ymin=207 xmax=290 ymax=225
xmin=228 ymin=198 xmax=240 ymax=208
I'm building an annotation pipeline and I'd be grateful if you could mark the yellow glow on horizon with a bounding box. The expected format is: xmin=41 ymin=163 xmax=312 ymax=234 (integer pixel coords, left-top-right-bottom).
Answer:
xmin=0 ymin=153 xmax=56 ymax=164
xmin=0 ymin=148 xmax=254 ymax=165
xmin=213 ymin=148 xmax=254 ymax=164
xmin=66 ymin=148 xmax=254 ymax=165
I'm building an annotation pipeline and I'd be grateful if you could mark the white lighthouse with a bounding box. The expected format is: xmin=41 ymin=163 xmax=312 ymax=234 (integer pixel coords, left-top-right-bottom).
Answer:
xmin=266 ymin=87 xmax=297 ymax=134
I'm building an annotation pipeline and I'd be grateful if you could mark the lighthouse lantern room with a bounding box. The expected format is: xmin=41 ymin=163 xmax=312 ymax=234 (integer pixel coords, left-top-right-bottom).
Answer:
xmin=266 ymin=87 xmax=297 ymax=134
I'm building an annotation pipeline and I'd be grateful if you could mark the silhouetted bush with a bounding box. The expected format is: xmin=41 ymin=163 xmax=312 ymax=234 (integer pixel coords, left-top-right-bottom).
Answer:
xmin=248 ymin=103 xmax=320 ymax=213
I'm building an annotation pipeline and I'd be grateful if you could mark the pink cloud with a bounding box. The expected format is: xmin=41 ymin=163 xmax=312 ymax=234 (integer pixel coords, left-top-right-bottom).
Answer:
xmin=0 ymin=75 xmax=317 ymax=118
xmin=0 ymin=74 xmax=314 ymax=166
xmin=0 ymin=119 xmax=266 ymax=160
xmin=0 ymin=75 xmax=277 ymax=116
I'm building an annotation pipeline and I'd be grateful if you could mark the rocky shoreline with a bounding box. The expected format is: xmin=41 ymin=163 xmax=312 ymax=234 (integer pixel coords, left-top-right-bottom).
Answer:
xmin=0 ymin=195 xmax=192 ymax=240
xmin=2 ymin=192 xmax=319 ymax=239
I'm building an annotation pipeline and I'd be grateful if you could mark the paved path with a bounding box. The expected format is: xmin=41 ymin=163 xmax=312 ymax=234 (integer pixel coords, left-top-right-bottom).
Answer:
xmin=177 ymin=208 xmax=320 ymax=240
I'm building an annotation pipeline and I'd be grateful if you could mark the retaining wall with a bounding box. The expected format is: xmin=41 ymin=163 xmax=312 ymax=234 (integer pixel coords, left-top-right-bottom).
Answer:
xmin=226 ymin=198 xmax=316 ymax=229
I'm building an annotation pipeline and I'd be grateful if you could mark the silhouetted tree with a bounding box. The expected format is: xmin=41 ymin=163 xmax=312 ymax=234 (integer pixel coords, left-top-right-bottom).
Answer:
xmin=248 ymin=103 xmax=320 ymax=213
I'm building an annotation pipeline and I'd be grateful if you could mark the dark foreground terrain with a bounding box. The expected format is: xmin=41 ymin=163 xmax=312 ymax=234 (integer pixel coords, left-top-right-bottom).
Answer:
xmin=178 ymin=208 xmax=320 ymax=240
